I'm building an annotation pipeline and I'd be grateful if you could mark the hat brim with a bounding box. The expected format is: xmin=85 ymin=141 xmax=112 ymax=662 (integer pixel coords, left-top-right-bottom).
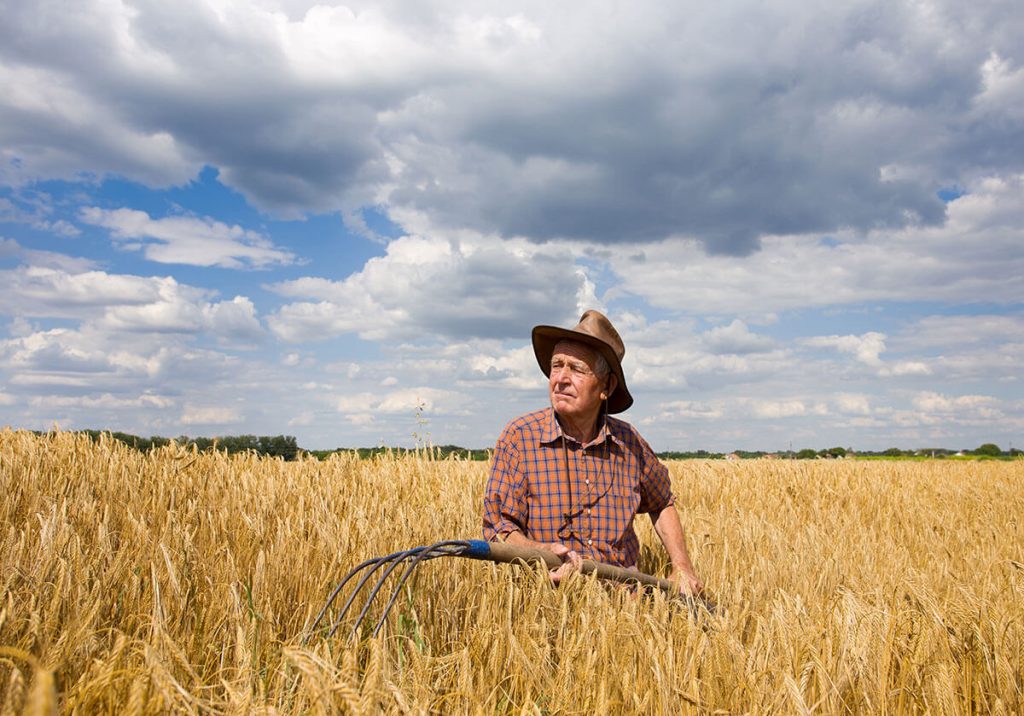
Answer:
xmin=532 ymin=325 xmax=634 ymax=414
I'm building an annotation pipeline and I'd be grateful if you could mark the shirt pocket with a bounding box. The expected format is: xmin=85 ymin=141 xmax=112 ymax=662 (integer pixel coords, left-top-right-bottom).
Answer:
xmin=599 ymin=479 xmax=640 ymax=534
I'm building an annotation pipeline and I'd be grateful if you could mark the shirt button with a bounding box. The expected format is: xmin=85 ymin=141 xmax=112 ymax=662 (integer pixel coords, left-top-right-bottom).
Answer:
xmin=586 ymin=509 xmax=591 ymax=515
xmin=585 ymin=479 xmax=590 ymax=485
xmin=587 ymin=539 xmax=593 ymax=545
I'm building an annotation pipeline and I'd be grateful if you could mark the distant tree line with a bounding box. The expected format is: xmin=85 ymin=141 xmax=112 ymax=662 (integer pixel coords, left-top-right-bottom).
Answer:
xmin=66 ymin=430 xmax=300 ymax=460
xmin=44 ymin=431 xmax=1022 ymax=462
xmin=307 ymin=445 xmax=491 ymax=461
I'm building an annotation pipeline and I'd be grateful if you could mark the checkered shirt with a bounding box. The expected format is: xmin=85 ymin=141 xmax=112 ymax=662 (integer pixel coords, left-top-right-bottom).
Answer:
xmin=482 ymin=407 xmax=674 ymax=568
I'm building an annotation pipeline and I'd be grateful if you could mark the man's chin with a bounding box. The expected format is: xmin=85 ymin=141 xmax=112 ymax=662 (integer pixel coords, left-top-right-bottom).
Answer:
xmin=551 ymin=400 xmax=582 ymax=417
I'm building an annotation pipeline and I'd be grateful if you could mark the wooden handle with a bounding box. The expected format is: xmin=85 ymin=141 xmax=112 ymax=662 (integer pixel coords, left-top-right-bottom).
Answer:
xmin=482 ymin=541 xmax=677 ymax=591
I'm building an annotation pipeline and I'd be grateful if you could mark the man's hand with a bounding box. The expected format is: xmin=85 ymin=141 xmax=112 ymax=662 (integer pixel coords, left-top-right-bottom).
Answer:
xmin=500 ymin=531 xmax=583 ymax=584
xmin=670 ymin=567 xmax=704 ymax=597
xmin=545 ymin=542 xmax=583 ymax=584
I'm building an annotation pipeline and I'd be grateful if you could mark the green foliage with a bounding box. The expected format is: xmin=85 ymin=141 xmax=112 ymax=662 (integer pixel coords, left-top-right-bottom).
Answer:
xmin=71 ymin=430 xmax=301 ymax=460
xmin=974 ymin=443 xmax=1002 ymax=457
xmin=657 ymin=449 xmax=724 ymax=459
xmin=796 ymin=449 xmax=818 ymax=459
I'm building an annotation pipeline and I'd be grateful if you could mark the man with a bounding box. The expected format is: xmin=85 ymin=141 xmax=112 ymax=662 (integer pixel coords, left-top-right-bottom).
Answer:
xmin=482 ymin=310 xmax=704 ymax=595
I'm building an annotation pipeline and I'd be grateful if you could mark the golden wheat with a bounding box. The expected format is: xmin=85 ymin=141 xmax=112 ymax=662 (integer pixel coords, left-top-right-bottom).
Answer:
xmin=1 ymin=429 xmax=1022 ymax=713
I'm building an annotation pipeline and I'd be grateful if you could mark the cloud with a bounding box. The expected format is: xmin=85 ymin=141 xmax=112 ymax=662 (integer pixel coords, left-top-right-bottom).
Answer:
xmin=80 ymin=207 xmax=295 ymax=268
xmin=911 ymin=391 xmax=1002 ymax=417
xmin=335 ymin=386 xmax=467 ymax=425
xmin=800 ymin=332 xmax=934 ymax=377
xmin=0 ymin=266 xmax=177 ymax=316
xmin=604 ymin=174 xmax=1024 ymax=314
xmin=701 ymin=320 xmax=775 ymax=354
xmin=0 ymin=238 xmax=97 ymax=273
xmin=803 ymin=332 xmax=887 ymax=367
xmin=748 ymin=399 xmax=829 ymax=420
xmin=3 ymin=2 xmax=1023 ymax=251
xmin=648 ymin=400 xmax=723 ymax=421
xmin=180 ymin=406 xmax=244 ymax=426
xmin=892 ymin=314 xmax=1024 ymax=351
xmin=29 ymin=393 xmax=174 ymax=410
xmin=0 ymin=192 xmax=80 ymax=236
xmin=0 ymin=265 xmax=264 ymax=342
xmin=267 ymin=234 xmax=586 ymax=342
xmin=835 ymin=393 xmax=872 ymax=416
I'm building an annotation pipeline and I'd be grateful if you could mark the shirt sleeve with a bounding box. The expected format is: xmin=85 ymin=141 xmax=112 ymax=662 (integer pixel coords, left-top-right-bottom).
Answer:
xmin=635 ymin=433 xmax=674 ymax=515
xmin=482 ymin=424 xmax=529 ymax=540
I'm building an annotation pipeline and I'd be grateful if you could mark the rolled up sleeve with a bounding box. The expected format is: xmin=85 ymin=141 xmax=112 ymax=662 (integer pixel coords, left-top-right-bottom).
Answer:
xmin=636 ymin=436 xmax=674 ymax=515
xmin=482 ymin=428 xmax=528 ymax=541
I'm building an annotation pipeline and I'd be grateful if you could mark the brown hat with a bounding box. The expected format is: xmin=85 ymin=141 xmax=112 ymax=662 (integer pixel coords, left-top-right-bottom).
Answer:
xmin=532 ymin=309 xmax=633 ymax=414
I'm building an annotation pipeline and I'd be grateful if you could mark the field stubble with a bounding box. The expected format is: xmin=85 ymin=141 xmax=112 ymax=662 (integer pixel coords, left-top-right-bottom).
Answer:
xmin=1 ymin=429 xmax=1022 ymax=714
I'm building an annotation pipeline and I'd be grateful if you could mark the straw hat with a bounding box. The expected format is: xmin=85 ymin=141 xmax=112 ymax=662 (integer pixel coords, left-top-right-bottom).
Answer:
xmin=531 ymin=309 xmax=633 ymax=413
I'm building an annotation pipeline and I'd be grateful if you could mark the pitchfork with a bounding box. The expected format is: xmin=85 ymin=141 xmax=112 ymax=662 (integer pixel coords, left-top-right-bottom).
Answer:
xmin=305 ymin=539 xmax=716 ymax=642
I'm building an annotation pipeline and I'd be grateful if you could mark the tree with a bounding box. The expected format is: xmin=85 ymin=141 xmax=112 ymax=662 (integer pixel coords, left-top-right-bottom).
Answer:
xmin=796 ymin=448 xmax=818 ymax=459
xmin=974 ymin=443 xmax=1002 ymax=457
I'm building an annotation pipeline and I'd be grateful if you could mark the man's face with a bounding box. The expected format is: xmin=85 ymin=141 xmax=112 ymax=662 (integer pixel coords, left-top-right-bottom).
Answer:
xmin=548 ymin=341 xmax=608 ymax=422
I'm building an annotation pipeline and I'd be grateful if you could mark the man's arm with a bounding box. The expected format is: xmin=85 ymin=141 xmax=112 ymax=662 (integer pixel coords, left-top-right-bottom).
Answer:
xmin=650 ymin=503 xmax=704 ymax=596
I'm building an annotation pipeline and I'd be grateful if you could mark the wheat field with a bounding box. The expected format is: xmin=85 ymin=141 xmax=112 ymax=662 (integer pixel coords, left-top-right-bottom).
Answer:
xmin=1 ymin=429 xmax=1022 ymax=714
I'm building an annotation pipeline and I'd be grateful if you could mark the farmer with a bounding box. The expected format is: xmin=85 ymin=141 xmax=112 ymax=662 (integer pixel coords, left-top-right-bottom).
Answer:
xmin=482 ymin=310 xmax=704 ymax=596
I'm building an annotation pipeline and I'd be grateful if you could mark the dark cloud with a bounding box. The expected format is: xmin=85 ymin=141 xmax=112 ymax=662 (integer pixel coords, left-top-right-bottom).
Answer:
xmin=2 ymin=1 xmax=1023 ymax=252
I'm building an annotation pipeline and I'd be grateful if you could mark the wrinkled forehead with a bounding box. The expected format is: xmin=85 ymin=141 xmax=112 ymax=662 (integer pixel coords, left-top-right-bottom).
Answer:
xmin=552 ymin=339 xmax=600 ymax=366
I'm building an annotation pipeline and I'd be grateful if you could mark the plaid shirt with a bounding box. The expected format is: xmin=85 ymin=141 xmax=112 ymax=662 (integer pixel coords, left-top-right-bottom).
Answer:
xmin=482 ymin=407 xmax=674 ymax=568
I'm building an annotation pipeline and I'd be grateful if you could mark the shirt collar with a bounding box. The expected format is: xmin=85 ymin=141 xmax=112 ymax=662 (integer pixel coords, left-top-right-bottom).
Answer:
xmin=539 ymin=406 xmax=621 ymax=449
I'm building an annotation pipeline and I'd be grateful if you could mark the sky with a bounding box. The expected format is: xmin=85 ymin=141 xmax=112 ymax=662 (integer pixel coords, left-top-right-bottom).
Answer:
xmin=1 ymin=0 xmax=1022 ymax=452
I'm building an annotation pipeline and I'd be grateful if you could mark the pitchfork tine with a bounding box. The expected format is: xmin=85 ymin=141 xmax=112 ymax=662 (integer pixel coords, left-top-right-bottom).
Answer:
xmin=326 ymin=549 xmax=422 ymax=639
xmin=305 ymin=548 xmax=410 ymax=642
xmin=348 ymin=547 xmax=431 ymax=639
xmin=370 ymin=540 xmax=471 ymax=637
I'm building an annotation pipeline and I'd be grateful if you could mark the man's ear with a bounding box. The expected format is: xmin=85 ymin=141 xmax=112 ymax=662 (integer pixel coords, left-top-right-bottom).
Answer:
xmin=606 ymin=373 xmax=619 ymax=397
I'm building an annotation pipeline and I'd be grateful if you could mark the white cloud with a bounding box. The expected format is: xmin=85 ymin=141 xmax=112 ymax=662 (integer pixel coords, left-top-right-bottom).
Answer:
xmin=267 ymin=234 xmax=585 ymax=342
xmin=701 ymin=320 xmax=775 ymax=354
xmin=462 ymin=345 xmax=539 ymax=390
xmin=803 ymin=332 xmax=887 ymax=368
xmin=0 ymin=266 xmax=170 ymax=316
xmin=80 ymin=208 xmax=295 ymax=268
xmin=893 ymin=314 xmax=1024 ymax=351
xmin=912 ymin=392 xmax=1002 ymax=418
xmin=336 ymin=386 xmax=465 ymax=416
xmin=288 ymin=411 xmax=315 ymax=427
xmin=180 ymin=406 xmax=244 ymax=426
xmin=835 ymin=393 xmax=872 ymax=416
xmin=29 ymin=393 xmax=174 ymax=410
xmin=0 ymin=193 xmax=80 ymax=236
xmin=608 ymin=175 xmax=1024 ymax=314
xmin=0 ymin=265 xmax=264 ymax=343
xmin=748 ymin=399 xmax=828 ymax=420
xmin=649 ymin=400 xmax=723 ymax=421
xmin=882 ymin=361 xmax=932 ymax=377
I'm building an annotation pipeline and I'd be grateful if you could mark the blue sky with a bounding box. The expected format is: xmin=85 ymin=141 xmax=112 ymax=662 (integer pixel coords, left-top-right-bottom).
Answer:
xmin=1 ymin=0 xmax=1022 ymax=451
